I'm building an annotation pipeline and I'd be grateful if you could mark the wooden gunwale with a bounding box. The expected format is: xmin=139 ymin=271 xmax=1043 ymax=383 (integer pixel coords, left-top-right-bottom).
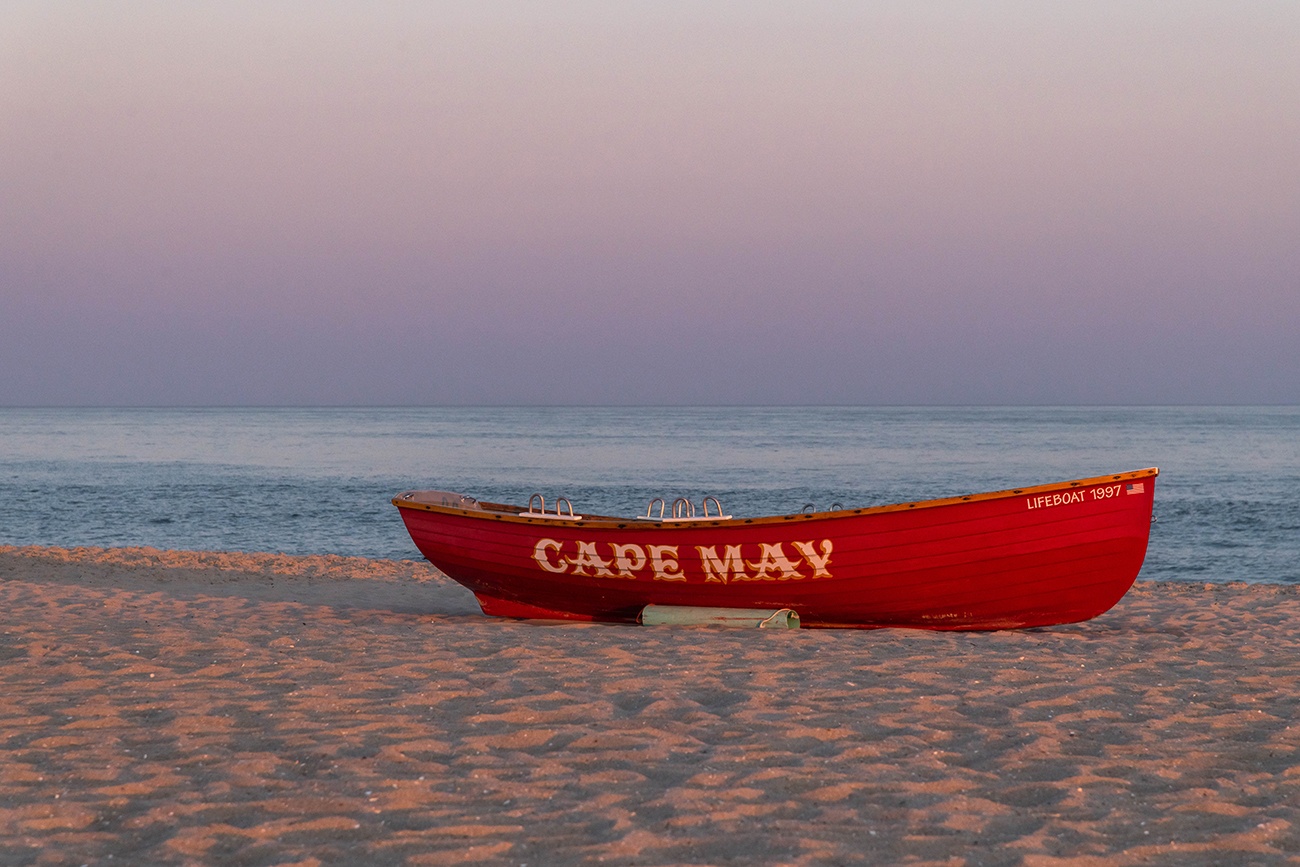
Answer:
xmin=393 ymin=467 xmax=1159 ymax=529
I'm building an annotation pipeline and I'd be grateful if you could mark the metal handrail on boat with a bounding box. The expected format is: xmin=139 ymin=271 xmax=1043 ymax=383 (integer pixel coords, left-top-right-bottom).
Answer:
xmin=636 ymin=495 xmax=732 ymax=522
xmin=519 ymin=493 xmax=582 ymax=521
xmin=701 ymin=496 xmax=730 ymax=519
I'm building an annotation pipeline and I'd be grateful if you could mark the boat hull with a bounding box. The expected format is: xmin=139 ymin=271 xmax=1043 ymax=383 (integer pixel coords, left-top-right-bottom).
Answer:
xmin=394 ymin=469 xmax=1157 ymax=630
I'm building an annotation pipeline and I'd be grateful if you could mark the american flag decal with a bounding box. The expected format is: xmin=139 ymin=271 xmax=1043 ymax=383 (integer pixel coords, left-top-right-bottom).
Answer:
xmin=1126 ymin=482 xmax=1144 ymax=495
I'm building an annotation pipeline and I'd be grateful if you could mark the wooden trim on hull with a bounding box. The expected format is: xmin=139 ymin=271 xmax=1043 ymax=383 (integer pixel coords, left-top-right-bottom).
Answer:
xmin=396 ymin=468 xmax=1158 ymax=528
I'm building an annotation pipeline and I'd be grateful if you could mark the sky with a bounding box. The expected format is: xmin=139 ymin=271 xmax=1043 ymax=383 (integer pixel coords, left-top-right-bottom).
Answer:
xmin=2 ymin=1 xmax=1298 ymax=406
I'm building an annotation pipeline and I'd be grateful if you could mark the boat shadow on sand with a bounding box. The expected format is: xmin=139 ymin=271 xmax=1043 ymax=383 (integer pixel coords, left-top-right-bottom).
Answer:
xmin=0 ymin=547 xmax=484 ymax=620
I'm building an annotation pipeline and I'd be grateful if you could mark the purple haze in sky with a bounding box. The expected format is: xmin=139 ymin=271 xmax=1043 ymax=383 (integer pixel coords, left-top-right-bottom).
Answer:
xmin=2 ymin=2 xmax=1298 ymax=405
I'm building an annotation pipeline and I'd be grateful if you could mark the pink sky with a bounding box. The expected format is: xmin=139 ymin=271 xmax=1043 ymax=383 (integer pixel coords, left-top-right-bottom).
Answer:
xmin=3 ymin=2 xmax=1298 ymax=404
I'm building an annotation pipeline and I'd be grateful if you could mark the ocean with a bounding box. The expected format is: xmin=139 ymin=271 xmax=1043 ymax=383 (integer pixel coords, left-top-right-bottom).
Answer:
xmin=1 ymin=406 xmax=1296 ymax=584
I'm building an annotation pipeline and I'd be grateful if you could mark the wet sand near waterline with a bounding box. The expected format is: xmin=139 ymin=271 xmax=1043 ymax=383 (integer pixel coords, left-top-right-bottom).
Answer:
xmin=1 ymin=546 xmax=1297 ymax=866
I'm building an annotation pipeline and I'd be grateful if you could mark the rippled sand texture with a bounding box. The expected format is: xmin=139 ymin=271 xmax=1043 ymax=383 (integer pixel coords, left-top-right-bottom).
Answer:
xmin=1 ymin=546 xmax=1297 ymax=865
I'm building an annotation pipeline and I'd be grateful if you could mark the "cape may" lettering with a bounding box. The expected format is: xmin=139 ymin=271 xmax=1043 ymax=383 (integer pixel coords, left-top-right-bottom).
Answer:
xmin=532 ymin=538 xmax=834 ymax=584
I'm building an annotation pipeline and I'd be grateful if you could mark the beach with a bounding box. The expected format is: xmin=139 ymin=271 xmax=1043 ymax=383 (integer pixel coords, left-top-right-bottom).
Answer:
xmin=1 ymin=546 xmax=1296 ymax=865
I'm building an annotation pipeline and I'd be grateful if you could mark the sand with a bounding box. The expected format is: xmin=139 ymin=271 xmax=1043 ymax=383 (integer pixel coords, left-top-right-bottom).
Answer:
xmin=0 ymin=545 xmax=1297 ymax=866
